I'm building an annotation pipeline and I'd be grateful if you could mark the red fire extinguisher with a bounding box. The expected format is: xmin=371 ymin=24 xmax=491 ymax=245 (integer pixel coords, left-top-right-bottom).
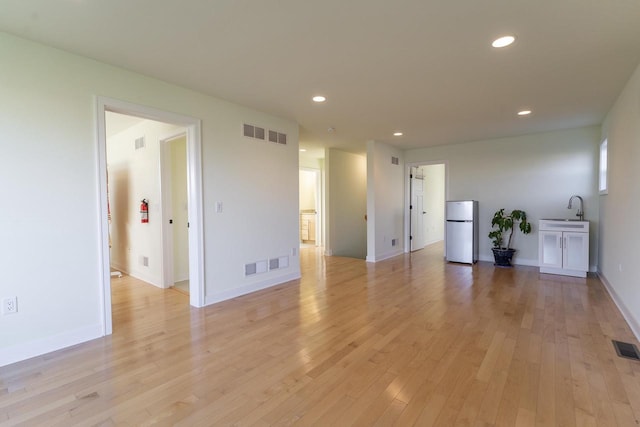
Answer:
xmin=140 ymin=199 xmax=149 ymax=223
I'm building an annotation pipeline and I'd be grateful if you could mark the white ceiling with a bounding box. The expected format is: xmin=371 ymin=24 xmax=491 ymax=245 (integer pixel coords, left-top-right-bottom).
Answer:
xmin=2 ymin=1 xmax=640 ymax=157
xmin=105 ymin=112 xmax=145 ymax=138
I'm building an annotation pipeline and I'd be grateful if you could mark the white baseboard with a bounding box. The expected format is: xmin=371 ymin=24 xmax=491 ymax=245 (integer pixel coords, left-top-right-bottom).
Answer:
xmin=111 ymin=262 xmax=162 ymax=288
xmin=366 ymin=249 xmax=404 ymax=263
xmin=110 ymin=261 xmax=128 ymax=275
xmin=205 ymin=271 xmax=301 ymax=306
xmin=128 ymin=269 xmax=162 ymax=288
xmin=424 ymin=238 xmax=444 ymax=246
xmin=0 ymin=323 xmax=103 ymax=368
xmin=598 ymin=272 xmax=640 ymax=342
xmin=478 ymin=254 xmax=538 ymax=267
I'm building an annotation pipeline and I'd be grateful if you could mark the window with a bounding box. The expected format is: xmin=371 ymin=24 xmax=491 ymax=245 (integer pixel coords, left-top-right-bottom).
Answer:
xmin=599 ymin=139 xmax=608 ymax=194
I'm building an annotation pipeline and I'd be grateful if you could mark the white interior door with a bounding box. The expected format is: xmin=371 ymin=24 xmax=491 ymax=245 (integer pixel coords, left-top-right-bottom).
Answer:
xmin=169 ymin=136 xmax=190 ymax=285
xmin=410 ymin=167 xmax=426 ymax=251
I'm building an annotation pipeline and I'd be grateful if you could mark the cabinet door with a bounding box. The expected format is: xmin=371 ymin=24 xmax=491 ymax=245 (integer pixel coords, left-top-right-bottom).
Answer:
xmin=539 ymin=231 xmax=563 ymax=269
xmin=563 ymin=232 xmax=589 ymax=271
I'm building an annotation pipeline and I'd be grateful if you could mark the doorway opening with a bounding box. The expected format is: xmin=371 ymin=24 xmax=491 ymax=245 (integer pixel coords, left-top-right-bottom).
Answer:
xmin=97 ymin=97 xmax=204 ymax=335
xmin=407 ymin=163 xmax=446 ymax=254
xmin=299 ymin=167 xmax=322 ymax=247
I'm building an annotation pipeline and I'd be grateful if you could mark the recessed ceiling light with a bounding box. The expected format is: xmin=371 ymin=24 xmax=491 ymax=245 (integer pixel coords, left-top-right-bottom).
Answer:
xmin=299 ymin=149 xmax=307 ymax=152
xmin=312 ymin=95 xmax=326 ymax=103
xmin=393 ymin=132 xmax=403 ymax=136
xmin=492 ymin=35 xmax=516 ymax=48
xmin=517 ymin=110 xmax=532 ymax=116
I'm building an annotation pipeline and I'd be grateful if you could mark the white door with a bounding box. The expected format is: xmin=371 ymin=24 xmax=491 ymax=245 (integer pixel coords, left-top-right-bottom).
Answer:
xmin=563 ymin=232 xmax=589 ymax=271
xmin=539 ymin=231 xmax=563 ymax=269
xmin=410 ymin=168 xmax=426 ymax=251
xmin=170 ymin=137 xmax=190 ymax=286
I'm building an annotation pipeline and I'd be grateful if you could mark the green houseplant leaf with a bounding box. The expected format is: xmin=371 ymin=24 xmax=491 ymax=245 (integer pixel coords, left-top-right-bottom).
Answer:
xmin=488 ymin=208 xmax=532 ymax=249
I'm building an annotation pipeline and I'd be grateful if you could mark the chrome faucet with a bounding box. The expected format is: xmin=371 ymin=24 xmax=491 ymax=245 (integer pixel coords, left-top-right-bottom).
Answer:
xmin=567 ymin=195 xmax=584 ymax=220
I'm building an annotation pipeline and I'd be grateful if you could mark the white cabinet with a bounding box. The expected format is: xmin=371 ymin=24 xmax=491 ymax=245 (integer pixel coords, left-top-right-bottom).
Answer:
xmin=539 ymin=220 xmax=589 ymax=278
xmin=539 ymin=231 xmax=563 ymax=269
xmin=300 ymin=212 xmax=316 ymax=243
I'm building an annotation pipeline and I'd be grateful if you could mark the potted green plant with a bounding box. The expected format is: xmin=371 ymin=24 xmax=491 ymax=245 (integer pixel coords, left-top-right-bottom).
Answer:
xmin=488 ymin=208 xmax=532 ymax=267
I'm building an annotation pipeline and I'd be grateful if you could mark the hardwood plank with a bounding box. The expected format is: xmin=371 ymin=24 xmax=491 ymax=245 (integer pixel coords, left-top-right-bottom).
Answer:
xmin=1 ymin=242 xmax=639 ymax=426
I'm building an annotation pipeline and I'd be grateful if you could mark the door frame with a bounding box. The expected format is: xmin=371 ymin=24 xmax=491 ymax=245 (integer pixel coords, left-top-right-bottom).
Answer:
xmin=404 ymin=161 xmax=448 ymax=254
xmin=97 ymin=96 xmax=205 ymax=335
xmin=409 ymin=166 xmax=426 ymax=251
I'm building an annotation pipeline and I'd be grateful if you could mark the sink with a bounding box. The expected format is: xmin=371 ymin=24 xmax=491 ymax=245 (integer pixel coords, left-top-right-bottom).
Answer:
xmin=540 ymin=218 xmax=589 ymax=232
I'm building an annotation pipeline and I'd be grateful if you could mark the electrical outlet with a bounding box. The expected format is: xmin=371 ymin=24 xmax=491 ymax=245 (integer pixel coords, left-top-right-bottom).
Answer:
xmin=3 ymin=297 xmax=18 ymax=315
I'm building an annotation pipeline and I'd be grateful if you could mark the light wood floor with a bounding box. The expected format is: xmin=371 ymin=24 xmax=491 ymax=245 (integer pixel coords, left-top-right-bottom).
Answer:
xmin=2 ymin=243 xmax=640 ymax=426
xmin=172 ymin=280 xmax=190 ymax=295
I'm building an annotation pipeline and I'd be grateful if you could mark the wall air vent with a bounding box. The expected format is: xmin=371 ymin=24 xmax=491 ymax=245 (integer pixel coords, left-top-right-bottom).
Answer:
xmin=256 ymin=260 xmax=268 ymax=273
xmin=244 ymin=123 xmax=266 ymax=140
xmin=244 ymin=263 xmax=257 ymax=276
xmin=247 ymin=256 xmax=289 ymax=275
xmin=135 ymin=136 xmax=146 ymax=150
xmin=267 ymin=130 xmax=287 ymax=145
xmin=269 ymin=256 xmax=289 ymax=271
xmin=244 ymin=124 xmax=255 ymax=138
xmin=245 ymin=124 xmax=287 ymax=146
xmin=391 ymin=156 xmax=399 ymax=165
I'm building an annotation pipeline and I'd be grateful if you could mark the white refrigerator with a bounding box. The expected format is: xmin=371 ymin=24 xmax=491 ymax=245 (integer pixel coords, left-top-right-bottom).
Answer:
xmin=445 ymin=200 xmax=478 ymax=264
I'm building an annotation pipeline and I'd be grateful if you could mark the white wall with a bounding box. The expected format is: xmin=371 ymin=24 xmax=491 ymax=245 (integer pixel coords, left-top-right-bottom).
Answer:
xmin=405 ymin=127 xmax=600 ymax=267
xmin=326 ymin=148 xmax=367 ymax=258
xmin=599 ymin=61 xmax=640 ymax=339
xmin=366 ymin=141 xmax=404 ymax=262
xmin=299 ymin=155 xmax=323 ymax=170
xmin=422 ymin=164 xmax=445 ymax=245
xmin=299 ymin=170 xmax=317 ymax=211
xmin=0 ymin=33 xmax=300 ymax=367
xmin=107 ymin=118 xmax=183 ymax=286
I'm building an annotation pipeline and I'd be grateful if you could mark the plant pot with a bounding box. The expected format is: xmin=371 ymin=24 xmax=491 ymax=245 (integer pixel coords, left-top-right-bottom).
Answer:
xmin=492 ymin=248 xmax=516 ymax=267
